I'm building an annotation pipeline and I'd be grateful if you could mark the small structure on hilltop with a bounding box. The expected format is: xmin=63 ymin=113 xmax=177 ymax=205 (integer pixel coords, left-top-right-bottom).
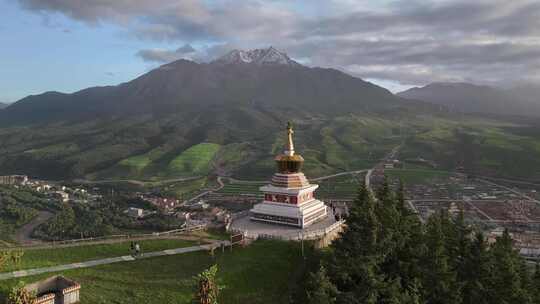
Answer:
xmin=51 ymin=191 xmax=70 ymax=203
xmin=0 ymin=175 xmax=28 ymax=186
xmin=126 ymin=207 xmax=144 ymax=218
xmin=24 ymin=275 xmax=80 ymax=304
xmin=250 ymin=122 xmax=328 ymax=228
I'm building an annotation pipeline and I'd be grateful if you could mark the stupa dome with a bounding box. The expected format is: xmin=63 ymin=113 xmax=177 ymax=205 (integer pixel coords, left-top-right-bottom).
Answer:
xmin=275 ymin=122 xmax=304 ymax=174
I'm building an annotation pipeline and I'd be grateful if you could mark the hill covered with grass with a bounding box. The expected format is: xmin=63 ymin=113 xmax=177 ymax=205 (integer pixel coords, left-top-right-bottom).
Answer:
xmin=0 ymin=240 xmax=304 ymax=304
xmin=2 ymin=110 xmax=540 ymax=182
xmin=1 ymin=51 xmax=538 ymax=182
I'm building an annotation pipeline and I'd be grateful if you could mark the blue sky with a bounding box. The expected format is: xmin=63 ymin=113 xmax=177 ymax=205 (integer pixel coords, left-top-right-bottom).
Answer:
xmin=2 ymin=0 xmax=539 ymax=103
xmin=0 ymin=0 xmax=177 ymax=103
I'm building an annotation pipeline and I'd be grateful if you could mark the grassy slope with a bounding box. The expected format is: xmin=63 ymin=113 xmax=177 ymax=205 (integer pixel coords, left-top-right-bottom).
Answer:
xmin=160 ymin=178 xmax=210 ymax=199
xmin=118 ymin=148 xmax=164 ymax=172
xmin=316 ymin=174 xmax=365 ymax=200
xmin=402 ymin=116 xmax=540 ymax=180
xmin=168 ymin=143 xmax=221 ymax=176
xmin=0 ymin=240 xmax=304 ymax=304
xmin=3 ymin=112 xmax=540 ymax=182
xmin=1 ymin=239 xmax=197 ymax=272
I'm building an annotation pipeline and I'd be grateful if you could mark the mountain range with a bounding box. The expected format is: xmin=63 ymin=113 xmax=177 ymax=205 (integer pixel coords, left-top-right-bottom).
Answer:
xmin=1 ymin=47 xmax=540 ymax=182
xmin=0 ymin=47 xmax=409 ymax=127
xmin=0 ymin=47 xmax=426 ymax=180
xmin=398 ymin=82 xmax=540 ymax=117
xmin=0 ymin=103 xmax=8 ymax=110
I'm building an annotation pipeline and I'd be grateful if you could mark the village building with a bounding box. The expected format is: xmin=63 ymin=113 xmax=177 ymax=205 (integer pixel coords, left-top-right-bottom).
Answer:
xmin=142 ymin=196 xmax=180 ymax=211
xmin=127 ymin=207 xmax=144 ymax=218
xmin=24 ymin=276 xmax=80 ymax=304
xmin=51 ymin=191 xmax=70 ymax=203
xmin=0 ymin=175 xmax=28 ymax=186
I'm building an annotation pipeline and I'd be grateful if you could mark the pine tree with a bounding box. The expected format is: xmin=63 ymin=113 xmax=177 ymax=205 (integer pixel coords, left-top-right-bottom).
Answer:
xmin=7 ymin=282 xmax=36 ymax=304
xmin=489 ymin=229 xmax=531 ymax=304
xmin=396 ymin=180 xmax=409 ymax=216
xmin=461 ymin=232 xmax=491 ymax=304
xmin=450 ymin=210 xmax=472 ymax=288
xmin=531 ymin=263 xmax=540 ymax=304
xmin=0 ymin=250 xmax=10 ymax=271
xmin=305 ymin=265 xmax=338 ymax=304
xmin=193 ymin=265 xmax=220 ymax=304
xmin=332 ymin=184 xmax=381 ymax=258
xmin=330 ymin=184 xmax=385 ymax=303
xmin=375 ymin=177 xmax=401 ymax=259
xmin=421 ymin=213 xmax=461 ymax=304
xmin=319 ymin=182 xmax=540 ymax=304
xmin=386 ymin=181 xmax=424 ymax=295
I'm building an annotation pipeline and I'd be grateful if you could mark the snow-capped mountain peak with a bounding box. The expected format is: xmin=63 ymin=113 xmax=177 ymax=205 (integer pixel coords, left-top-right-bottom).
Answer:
xmin=213 ymin=47 xmax=299 ymax=66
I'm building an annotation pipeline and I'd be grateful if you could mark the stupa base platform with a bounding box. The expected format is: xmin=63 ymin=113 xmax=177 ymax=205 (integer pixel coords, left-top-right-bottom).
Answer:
xmin=230 ymin=210 xmax=341 ymax=241
xmin=250 ymin=199 xmax=327 ymax=228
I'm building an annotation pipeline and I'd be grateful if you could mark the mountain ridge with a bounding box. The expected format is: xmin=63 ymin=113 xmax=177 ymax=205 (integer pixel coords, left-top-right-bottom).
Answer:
xmin=397 ymin=82 xmax=540 ymax=117
xmin=0 ymin=48 xmax=408 ymax=127
xmin=212 ymin=46 xmax=299 ymax=66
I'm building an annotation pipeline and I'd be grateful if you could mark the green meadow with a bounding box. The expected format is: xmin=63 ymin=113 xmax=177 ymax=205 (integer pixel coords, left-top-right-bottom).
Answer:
xmin=168 ymin=143 xmax=221 ymax=176
xmin=1 ymin=239 xmax=197 ymax=273
xmin=0 ymin=240 xmax=304 ymax=304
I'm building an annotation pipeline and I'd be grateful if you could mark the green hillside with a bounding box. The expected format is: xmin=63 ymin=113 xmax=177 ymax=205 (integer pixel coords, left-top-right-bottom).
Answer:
xmin=0 ymin=240 xmax=304 ymax=304
xmin=1 ymin=109 xmax=540 ymax=183
xmin=168 ymin=143 xmax=221 ymax=176
xmin=401 ymin=116 xmax=540 ymax=180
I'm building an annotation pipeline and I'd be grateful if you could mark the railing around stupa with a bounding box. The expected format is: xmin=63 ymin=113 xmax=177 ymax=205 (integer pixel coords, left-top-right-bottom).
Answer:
xmin=230 ymin=219 xmax=346 ymax=243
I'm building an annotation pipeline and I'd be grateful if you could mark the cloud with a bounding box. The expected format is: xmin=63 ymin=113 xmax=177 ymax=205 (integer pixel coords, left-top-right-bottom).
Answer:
xmin=16 ymin=0 xmax=540 ymax=87
xmin=136 ymin=43 xmax=198 ymax=62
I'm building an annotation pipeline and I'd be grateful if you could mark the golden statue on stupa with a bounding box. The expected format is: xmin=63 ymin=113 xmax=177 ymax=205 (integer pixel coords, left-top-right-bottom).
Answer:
xmin=275 ymin=122 xmax=304 ymax=174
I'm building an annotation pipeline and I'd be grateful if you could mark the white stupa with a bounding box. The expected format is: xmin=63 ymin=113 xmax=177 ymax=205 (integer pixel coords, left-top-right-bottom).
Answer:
xmin=250 ymin=122 xmax=328 ymax=228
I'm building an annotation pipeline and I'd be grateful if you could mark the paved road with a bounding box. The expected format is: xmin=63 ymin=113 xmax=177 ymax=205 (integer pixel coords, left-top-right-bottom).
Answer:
xmin=365 ymin=169 xmax=373 ymax=191
xmin=310 ymin=170 xmax=367 ymax=182
xmin=14 ymin=211 xmax=53 ymax=245
xmin=184 ymin=176 xmax=226 ymax=204
xmin=0 ymin=241 xmax=230 ymax=281
xmin=4 ymin=234 xmax=216 ymax=251
xmin=71 ymin=176 xmax=202 ymax=186
xmin=478 ymin=178 xmax=540 ymax=203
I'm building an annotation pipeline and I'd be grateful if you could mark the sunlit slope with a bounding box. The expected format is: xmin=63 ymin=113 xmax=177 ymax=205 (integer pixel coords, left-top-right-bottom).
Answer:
xmin=168 ymin=143 xmax=221 ymax=176
xmin=1 ymin=111 xmax=540 ymax=181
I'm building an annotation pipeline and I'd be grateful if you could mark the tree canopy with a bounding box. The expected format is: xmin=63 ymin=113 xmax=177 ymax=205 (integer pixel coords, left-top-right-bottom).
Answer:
xmin=302 ymin=181 xmax=539 ymax=304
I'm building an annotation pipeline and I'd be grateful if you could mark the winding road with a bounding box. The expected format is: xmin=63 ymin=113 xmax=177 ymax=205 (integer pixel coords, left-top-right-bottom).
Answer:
xmin=184 ymin=176 xmax=226 ymax=204
xmin=14 ymin=211 xmax=53 ymax=245
xmin=71 ymin=176 xmax=202 ymax=186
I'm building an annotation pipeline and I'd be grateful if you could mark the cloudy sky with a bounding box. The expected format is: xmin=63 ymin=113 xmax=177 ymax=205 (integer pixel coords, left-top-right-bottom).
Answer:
xmin=1 ymin=0 xmax=540 ymax=103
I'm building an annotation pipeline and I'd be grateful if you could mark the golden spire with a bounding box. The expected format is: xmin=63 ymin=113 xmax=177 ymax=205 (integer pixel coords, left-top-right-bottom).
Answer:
xmin=285 ymin=121 xmax=295 ymax=156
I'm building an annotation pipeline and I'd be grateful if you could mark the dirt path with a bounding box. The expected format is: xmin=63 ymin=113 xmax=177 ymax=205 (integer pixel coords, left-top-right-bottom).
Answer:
xmin=71 ymin=176 xmax=202 ymax=187
xmin=0 ymin=240 xmax=230 ymax=281
xmin=184 ymin=176 xmax=226 ymax=204
xmin=14 ymin=211 xmax=53 ymax=245
xmin=7 ymin=234 xmax=220 ymax=251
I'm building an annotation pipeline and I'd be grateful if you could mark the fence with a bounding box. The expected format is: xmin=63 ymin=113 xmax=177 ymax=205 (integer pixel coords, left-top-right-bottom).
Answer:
xmin=150 ymin=224 xmax=206 ymax=237
xmin=2 ymin=224 xmax=207 ymax=250
xmin=225 ymin=211 xmax=251 ymax=232
xmin=231 ymin=219 xmax=346 ymax=242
